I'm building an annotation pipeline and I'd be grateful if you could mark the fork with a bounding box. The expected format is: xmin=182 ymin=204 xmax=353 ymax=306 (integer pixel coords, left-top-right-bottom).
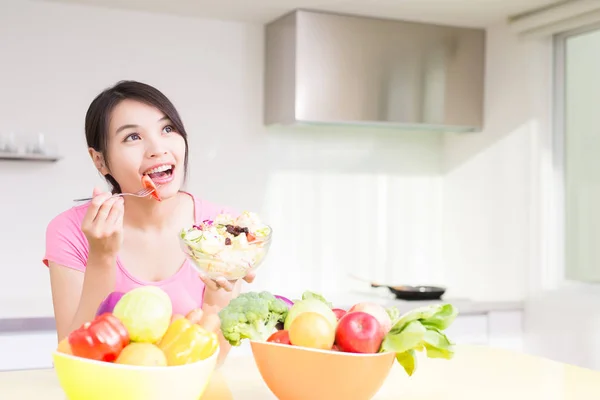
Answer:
xmin=73 ymin=186 xmax=159 ymax=202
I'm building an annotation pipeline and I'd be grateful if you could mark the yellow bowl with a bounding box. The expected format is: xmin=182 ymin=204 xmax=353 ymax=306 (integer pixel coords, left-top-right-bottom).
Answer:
xmin=250 ymin=341 xmax=396 ymax=400
xmin=52 ymin=350 xmax=218 ymax=400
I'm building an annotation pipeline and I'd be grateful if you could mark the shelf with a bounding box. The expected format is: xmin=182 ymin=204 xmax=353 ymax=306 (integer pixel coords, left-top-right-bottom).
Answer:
xmin=0 ymin=152 xmax=61 ymax=162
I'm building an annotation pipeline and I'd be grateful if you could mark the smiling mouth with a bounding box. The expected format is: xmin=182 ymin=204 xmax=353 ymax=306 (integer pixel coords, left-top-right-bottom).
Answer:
xmin=143 ymin=164 xmax=174 ymax=181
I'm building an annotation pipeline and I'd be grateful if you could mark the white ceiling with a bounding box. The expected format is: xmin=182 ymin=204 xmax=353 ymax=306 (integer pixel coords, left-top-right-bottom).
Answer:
xmin=39 ymin=0 xmax=562 ymax=27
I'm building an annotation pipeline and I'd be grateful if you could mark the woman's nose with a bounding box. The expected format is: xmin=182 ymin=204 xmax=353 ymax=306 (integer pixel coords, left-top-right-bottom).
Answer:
xmin=146 ymin=142 xmax=168 ymax=158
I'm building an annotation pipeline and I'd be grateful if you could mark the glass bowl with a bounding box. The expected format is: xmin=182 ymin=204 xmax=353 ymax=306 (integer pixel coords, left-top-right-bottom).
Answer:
xmin=179 ymin=226 xmax=273 ymax=281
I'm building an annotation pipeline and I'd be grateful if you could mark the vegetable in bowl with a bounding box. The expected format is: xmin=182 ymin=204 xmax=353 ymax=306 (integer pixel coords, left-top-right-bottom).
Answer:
xmin=218 ymin=291 xmax=289 ymax=346
xmin=180 ymin=211 xmax=273 ymax=280
xmin=218 ymin=289 xmax=458 ymax=377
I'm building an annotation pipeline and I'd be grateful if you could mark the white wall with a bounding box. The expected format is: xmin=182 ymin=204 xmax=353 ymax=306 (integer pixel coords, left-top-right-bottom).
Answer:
xmin=522 ymin=28 xmax=600 ymax=371
xmin=0 ymin=0 xmax=562 ymax=320
xmin=442 ymin=23 xmax=555 ymax=302
xmin=0 ymin=0 xmax=445 ymax=316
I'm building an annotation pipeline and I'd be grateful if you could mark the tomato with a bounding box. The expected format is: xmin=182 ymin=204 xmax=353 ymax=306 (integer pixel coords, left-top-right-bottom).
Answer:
xmin=267 ymin=330 xmax=291 ymax=345
xmin=288 ymin=312 xmax=335 ymax=350
xmin=141 ymin=175 xmax=161 ymax=201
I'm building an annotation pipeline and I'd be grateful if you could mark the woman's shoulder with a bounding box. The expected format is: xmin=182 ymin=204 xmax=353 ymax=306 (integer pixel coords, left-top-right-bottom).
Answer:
xmin=46 ymin=203 xmax=89 ymax=236
xmin=43 ymin=203 xmax=90 ymax=269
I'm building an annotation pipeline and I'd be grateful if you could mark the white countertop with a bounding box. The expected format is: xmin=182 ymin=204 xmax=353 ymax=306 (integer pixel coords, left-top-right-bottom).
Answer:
xmin=3 ymin=345 xmax=600 ymax=399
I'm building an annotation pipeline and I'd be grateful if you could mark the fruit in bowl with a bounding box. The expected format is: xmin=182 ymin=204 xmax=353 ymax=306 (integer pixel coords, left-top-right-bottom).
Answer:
xmin=219 ymin=290 xmax=459 ymax=400
xmin=53 ymin=287 xmax=220 ymax=400
xmin=179 ymin=211 xmax=272 ymax=280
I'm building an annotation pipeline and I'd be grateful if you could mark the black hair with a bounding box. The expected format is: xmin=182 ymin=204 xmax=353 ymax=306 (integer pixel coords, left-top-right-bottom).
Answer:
xmin=84 ymin=80 xmax=189 ymax=194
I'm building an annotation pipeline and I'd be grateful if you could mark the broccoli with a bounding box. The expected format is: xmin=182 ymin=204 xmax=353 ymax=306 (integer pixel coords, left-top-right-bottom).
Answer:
xmin=218 ymin=291 xmax=289 ymax=346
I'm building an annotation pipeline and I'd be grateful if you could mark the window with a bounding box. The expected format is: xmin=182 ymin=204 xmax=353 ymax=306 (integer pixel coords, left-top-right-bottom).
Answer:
xmin=556 ymin=25 xmax=600 ymax=282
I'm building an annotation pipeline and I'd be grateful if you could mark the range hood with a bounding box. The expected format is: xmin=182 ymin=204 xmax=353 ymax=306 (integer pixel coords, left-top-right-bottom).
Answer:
xmin=264 ymin=10 xmax=486 ymax=132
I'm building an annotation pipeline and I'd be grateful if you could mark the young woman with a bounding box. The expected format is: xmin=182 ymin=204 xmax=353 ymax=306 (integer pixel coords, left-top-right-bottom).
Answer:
xmin=43 ymin=80 xmax=254 ymax=363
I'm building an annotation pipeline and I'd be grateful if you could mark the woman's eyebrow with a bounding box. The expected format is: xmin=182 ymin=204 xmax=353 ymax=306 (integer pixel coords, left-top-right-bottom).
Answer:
xmin=116 ymin=117 xmax=170 ymax=134
xmin=116 ymin=124 xmax=139 ymax=134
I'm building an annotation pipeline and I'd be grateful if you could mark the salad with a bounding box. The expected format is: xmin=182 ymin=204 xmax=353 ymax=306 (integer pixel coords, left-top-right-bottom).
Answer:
xmin=180 ymin=211 xmax=272 ymax=280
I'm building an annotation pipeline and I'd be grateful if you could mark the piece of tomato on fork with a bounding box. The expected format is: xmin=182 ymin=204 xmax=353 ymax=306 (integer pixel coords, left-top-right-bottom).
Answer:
xmin=141 ymin=175 xmax=161 ymax=202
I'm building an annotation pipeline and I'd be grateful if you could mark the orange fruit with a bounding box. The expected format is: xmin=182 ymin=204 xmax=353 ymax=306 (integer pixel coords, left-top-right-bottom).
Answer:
xmin=289 ymin=311 xmax=335 ymax=350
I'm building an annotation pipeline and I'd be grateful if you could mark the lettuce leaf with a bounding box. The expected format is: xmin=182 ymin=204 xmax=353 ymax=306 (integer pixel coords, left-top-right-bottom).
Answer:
xmin=380 ymin=303 xmax=458 ymax=376
xmin=298 ymin=291 xmax=333 ymax=308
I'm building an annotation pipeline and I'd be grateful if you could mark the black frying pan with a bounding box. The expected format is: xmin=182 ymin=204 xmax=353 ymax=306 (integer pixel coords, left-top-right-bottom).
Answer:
xmin=348 ymin=274 xmax=446 ymax=301
xmin=370 ymin=283 xmax=446 ymax=301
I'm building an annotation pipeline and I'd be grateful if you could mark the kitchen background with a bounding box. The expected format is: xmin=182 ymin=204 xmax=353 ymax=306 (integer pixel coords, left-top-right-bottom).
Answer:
xmin=1 ymin=0 xmax=599 ymax=372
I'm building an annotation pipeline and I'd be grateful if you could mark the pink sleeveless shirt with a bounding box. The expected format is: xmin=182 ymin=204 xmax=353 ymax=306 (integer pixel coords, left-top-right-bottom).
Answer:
xmin=43 ymin=192 xmax=236 ymax=316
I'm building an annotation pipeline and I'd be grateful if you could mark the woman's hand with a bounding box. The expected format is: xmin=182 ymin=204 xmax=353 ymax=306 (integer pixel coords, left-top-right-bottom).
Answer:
xmin=199 ymin=270 xmax=256 ymax=292
xmin=81 ymin=187 xmax=124 ymax=258
xmin=172 ymin=308 xmax=221 ymax=334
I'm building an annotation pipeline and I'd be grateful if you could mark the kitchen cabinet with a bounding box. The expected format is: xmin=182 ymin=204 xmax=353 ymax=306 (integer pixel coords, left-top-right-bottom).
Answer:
xmin=0 ymin=331 xmax=57 ymax=371
xmin=446 ymin=311 xmax=523 ymax=352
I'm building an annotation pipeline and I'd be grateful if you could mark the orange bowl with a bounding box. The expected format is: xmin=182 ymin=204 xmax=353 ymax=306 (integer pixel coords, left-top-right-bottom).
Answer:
xmin=250 ymin=341 xmax=396 ymax=400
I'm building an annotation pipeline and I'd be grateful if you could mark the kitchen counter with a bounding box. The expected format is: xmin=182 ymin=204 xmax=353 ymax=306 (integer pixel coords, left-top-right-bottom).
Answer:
xmin=329 ymin=290 xmax=523 ymax=315
xmin=0 ymin=290 xmax=522 ymax=329
xmin=1 ymin=345 xmax=599 ymax=399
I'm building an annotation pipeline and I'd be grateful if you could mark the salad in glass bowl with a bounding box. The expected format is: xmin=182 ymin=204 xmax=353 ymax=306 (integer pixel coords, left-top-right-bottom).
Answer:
xmin=179 ymin=211 xmax=273 ymax=280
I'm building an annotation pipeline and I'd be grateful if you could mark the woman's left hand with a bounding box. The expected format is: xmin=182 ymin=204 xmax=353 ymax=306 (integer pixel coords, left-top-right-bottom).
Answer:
xmin=199 ymin=270 xmax=256 ymax=292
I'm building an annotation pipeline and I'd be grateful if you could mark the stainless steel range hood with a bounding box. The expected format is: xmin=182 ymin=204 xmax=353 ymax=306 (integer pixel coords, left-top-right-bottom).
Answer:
xmin=264 ymin=10 xmax=486 ymax=132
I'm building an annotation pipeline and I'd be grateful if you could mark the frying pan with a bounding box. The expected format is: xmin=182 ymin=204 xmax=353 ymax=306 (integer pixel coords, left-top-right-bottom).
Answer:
xmin=349 ymin=275 xmax=446 ymax=301
xmin=370 ymin=283 xmax=446 ymax=301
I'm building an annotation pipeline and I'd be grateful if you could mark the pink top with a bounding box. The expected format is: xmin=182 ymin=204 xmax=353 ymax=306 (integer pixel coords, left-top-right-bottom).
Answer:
xmin=43 ymin=192 xmax=235 ymax=316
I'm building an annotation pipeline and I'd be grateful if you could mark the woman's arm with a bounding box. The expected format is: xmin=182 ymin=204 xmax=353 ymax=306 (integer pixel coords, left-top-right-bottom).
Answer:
xmin=49 ymin=253 xmax=116 ymax=341
xmin=46 ymin=189 xmax=124 ymax=341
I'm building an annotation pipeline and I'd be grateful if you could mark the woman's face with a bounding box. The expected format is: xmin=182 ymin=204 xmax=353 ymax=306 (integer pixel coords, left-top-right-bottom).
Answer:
xmin=92 ymin=99 xmax=186 ymax=199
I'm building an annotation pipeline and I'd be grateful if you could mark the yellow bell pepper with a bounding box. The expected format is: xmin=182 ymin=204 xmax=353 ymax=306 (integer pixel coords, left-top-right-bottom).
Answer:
xmin=157 ymin=317 xmax=219 ymax=366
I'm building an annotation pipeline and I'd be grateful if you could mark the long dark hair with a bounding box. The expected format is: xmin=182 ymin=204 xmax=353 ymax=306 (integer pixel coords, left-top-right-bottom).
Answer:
xmin=85 ymin=80 xmax=189 ymax=194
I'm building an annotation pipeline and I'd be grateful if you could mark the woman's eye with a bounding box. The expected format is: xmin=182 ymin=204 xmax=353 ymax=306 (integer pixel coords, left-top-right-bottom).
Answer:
xmin=163 ymin=125 xmax=175 ymax=134
xmin=124 ymin=133 xmax=141 ymax=142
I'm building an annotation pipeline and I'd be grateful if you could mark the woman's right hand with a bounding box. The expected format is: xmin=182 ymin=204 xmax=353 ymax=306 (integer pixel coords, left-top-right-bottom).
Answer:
xmin=81 ymin=187 xmax=124 ymax=258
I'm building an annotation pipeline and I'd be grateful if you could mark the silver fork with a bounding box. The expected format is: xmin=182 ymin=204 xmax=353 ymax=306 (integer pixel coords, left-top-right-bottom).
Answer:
xmin=73 ymin=186 xmax=159 ymax=202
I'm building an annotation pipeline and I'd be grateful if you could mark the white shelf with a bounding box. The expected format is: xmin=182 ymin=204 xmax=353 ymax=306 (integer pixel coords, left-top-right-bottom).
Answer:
xmin=0 ymin=152 xmax=61 ymax=162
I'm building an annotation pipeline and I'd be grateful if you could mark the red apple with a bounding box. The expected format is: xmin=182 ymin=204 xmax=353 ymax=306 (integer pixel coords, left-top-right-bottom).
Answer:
xmin=332 ymin=308 xmax=347 ymax=321
xmin=335 ymin=311 xmax=384 ymax=354
xmin=348 ymin=302 xmax=392 ymax=335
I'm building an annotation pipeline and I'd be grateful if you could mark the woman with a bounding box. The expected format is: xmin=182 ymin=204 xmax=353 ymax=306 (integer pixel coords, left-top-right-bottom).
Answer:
xmin=43 ymin=80 xmax=254 ymax=363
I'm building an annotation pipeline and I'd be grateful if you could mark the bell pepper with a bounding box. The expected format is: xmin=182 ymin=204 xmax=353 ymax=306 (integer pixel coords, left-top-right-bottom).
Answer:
xmin=68 ymin=313 xmax=130 ymax=362
xmin=158 ymin=317 xmax=219 ymax=366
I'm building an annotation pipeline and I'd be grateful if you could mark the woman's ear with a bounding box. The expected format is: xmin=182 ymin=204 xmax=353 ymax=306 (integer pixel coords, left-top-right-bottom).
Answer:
xmin=88 ymin=148 xmax=109 ymax=175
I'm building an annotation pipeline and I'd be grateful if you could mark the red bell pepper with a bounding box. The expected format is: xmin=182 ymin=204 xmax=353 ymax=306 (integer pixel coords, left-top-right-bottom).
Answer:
xmin=68 ymin=313 xmax=130 ymax=362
